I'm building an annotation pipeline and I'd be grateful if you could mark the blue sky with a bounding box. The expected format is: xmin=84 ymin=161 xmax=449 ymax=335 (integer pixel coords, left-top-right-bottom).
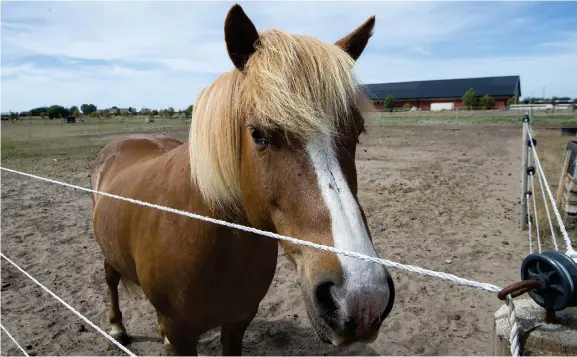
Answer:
xmin=2 ymin=1 xmax=577 ymax=112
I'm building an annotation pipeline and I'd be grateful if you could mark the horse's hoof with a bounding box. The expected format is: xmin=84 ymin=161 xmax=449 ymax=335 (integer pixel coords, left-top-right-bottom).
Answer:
xmin=110 ymin=329 xmax=130 ymax=345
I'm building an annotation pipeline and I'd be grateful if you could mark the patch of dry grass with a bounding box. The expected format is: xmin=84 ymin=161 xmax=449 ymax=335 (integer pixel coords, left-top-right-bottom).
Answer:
xmin=1 ymin=116 xmax=189 ymax=142
xmin=1 ymin=119 xmax=191 ymax=187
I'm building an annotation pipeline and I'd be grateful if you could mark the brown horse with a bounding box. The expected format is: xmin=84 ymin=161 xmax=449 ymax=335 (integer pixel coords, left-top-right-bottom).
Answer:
xmin=90 ymin=4 xmax=394 ymax=355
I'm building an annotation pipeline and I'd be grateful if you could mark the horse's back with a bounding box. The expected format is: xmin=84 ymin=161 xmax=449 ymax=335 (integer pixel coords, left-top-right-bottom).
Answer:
xmin=90 ymin=134 xmax=182 ymax=201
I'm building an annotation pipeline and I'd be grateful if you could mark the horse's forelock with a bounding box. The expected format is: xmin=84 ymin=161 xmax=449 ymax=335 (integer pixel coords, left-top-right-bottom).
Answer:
xmin=243 ymin=29 xmax=373 ymax=138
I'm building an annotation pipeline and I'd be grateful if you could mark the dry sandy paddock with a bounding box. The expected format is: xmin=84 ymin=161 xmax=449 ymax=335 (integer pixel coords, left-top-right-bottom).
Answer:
xmin=0 ymin=122 xmax=564 ymax=356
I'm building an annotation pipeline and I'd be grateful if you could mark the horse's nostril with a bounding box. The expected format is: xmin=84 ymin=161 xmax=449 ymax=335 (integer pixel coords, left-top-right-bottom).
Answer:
xmin=315 ymin=281 xmax=339 ymax=319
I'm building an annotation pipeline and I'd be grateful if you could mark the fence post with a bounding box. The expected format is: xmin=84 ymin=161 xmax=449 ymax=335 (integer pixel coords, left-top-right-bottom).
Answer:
xmin=520 ymin=112 xmax=530 ymax=230
xmin=492 ymin=298 xmax=577 ymax=356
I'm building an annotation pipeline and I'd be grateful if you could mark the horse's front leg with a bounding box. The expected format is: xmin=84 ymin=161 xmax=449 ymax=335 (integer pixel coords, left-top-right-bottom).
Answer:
xmin=220 ymin=308 xmax=258 ymax=356
xmin=104 ymin=260 xmax=129 ymax=344
xmin=158 ymin=313 xmax=200 ymax=356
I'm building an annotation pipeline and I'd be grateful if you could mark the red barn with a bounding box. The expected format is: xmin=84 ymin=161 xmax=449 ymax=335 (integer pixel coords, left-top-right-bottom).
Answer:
xmin=360 ymin=75 xmax=521 ymax=111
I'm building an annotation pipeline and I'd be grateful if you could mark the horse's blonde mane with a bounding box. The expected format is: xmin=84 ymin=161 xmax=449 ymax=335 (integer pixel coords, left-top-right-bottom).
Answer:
xmin=188 ymin=28 xmax=375 ymax=214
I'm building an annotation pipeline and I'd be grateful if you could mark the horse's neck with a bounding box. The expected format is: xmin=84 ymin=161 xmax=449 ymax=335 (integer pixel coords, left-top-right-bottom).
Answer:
xmin=162 ymin=143 xmax=193 ymax=188
xmin=152 ymin=142 xmax=197 ymax=206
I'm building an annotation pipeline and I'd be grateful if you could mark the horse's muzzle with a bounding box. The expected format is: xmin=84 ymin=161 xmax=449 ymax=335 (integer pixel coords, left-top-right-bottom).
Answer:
xmin=313 ymin=273 xmax=395 ymax=345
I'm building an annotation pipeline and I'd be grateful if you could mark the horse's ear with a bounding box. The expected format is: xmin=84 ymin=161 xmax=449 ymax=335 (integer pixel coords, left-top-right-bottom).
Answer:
xmin=224 ymin=4 xmax=260 ymax=71
xmin=335 ymin=16 xmax=375 ymax=61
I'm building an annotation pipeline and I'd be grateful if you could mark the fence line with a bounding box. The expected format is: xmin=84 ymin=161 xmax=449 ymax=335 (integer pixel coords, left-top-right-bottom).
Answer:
xmin=0 ymin=323 xmax=30 ymax=357
xmin=525 ymin=122 xmax=576 ymax=258
xmin=511 ymin=113 xmax=577 ymax=356
xmin=522 ymin=115 xmax=566 ymax=255
xmin=0 ymin=253 xmax=137 ymax=356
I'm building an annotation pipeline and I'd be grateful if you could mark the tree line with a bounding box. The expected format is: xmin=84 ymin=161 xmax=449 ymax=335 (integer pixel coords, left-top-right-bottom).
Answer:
xmin=4 ymin=104 xmax=195 ymax=121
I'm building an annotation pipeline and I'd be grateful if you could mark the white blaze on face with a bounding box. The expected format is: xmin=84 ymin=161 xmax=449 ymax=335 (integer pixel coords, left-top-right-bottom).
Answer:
xmin=306 ymin=134 xmax=387 ymax=314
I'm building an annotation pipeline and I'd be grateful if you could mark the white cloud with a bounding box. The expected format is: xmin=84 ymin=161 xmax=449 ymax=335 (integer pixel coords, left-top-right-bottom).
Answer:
xmin=2 ymin=1 xmax=576 ymax=112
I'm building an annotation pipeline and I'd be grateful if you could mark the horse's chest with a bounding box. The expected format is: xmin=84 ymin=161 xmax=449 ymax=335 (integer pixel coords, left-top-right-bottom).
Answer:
xmin=155 ymin=235 xmax=278 ymax=322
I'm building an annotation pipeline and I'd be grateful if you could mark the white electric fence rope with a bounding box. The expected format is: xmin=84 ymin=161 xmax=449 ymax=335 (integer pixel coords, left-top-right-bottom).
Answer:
xmin=527 ymin=149 xmax=534 ymax=254
xmin=535 ymin=156 xmax=559 ymax=251
xmin=525 ymin=144 xmax=533 ymax=254
xmin=529 ymin=174 xmax=542 ymax=253
xmin=0 ymin=166 xmax=503 ymax=294
xmin=506 ymin=295 xmax=521 ymax=357
xmin=528 ymin=122 xmax=556 ymax=251
xmin=526 ymin=192 xmax=533 ymax=254
xmin=525 ymin=122 xmax=577 ymax=259
xmin=0 ymin=253 xmax=137 ymax=357
xmin=0 ymin=323 xmax=30 ymax=357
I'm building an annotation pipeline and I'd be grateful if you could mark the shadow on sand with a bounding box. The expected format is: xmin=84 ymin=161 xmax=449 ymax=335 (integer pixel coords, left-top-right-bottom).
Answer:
xmin=196 ymin=318 xmax=380 ymax=356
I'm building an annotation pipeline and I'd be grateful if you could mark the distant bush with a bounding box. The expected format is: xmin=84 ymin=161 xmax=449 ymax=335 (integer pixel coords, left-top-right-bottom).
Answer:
xmin=479 ymin=95 xmax=496 ymax=110
xmin=383 ymin=95 xmax=394 ymax=112
xmin=462 ymin=88 xmax=476 ymax=110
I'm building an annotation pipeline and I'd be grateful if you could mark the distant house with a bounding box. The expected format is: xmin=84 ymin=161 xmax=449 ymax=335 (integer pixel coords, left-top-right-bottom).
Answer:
xmin=360 ymin=75 xmax=522 ymax=111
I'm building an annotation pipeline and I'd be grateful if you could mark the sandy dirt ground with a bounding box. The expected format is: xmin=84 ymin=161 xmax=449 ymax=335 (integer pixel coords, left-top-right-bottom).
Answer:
xmin=1 ymin=123 xmax=533 ymax=356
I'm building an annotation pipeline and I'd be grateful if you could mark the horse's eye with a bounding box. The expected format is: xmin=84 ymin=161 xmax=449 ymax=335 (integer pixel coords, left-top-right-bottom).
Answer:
xmin=248 ymin=126 xmax=269 ymax=147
